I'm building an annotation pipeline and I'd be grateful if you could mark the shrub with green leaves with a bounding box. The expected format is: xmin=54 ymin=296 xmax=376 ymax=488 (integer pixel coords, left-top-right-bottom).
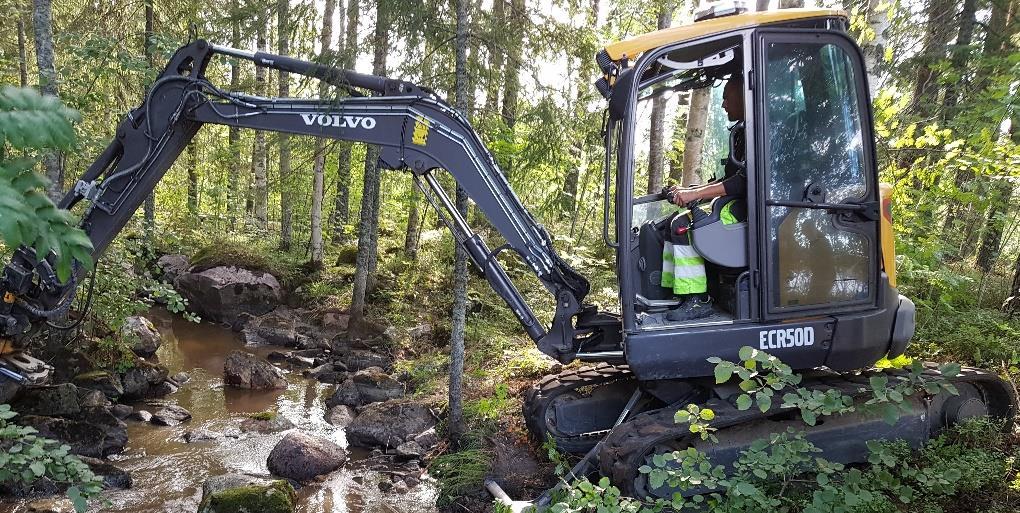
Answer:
xmin=0 ymin=404 xmax=104 ymax=512
xmin=0 ymin=86 xmax=92 ymax=282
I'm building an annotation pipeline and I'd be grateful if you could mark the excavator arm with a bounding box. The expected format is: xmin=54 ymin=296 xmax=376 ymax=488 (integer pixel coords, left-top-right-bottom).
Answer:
xmin=0 ymin=40 xmax=594 ymax=381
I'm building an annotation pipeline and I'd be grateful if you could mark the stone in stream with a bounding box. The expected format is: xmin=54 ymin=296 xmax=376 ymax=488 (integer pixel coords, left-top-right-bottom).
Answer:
xmin=395 ymin=440 xmax=425 ymax=459
xmin=336 ymin=349 xmax=393 ymax=372
xmin=346 ymin=400 xmax=436 ymax=448
xmin=325 ymin=405 xmax=355 ymax=427
xmin=413 ymin=427 xmax=440 ymax=450
xmin=184 ymin=428 xmax=223 ymax=443
xmin=151 ymin=405 xmax=192 ymax=426
xmin=25 ymin=498 xmax=75 ymax=513
xmin=121 ymin=315 xmax=162 ymax=357
xmin=175 ymin=266 xmax=282 ymax=327
xmin=223 ymin=350 xmax=288 ymax=389
xmin=326 ymin=367 xmax=404 ymax=408
xmin=72 ymin=371 xmax=124 ymax=400
xmin=120 ymin=360 xmax=170 ymax=400
xmin=78 ymin=456 xmax=132 ymax=489
xmin=110 ymin=403 xmax=133 ymax=420
xmin=171 ymin=371 xmax=191 ymax=384
xmin=239 ymin=414 xmax=295 ymax=433
xmin=77 ymin=388 xmax=112 ymax=410
xmin=12 ymin=383 xmax=81 ymax=417
xmin=128 ymin=410 xmax=152 ymax=422
xmin=199 ymin=473 xmax=296 ymax=513
xmin=267 ymin=431 xmax=347 ymax=482
xmin=18 ymin=410 xmax=128 ymax=457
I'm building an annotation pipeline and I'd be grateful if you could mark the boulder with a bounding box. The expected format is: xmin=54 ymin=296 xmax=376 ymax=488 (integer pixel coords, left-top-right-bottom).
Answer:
xmin=199 ymin=473 xmax=296 ymax=513
xmin=12 ymin=383 xmax=81 ymax=417
xmin=267 ymin=431 xmax=347 ymax=481
xmin=239 ymin=414 xmax=294 ymax=434
xmin=338 ymin=349 xmax=392 ymax=372
xmin=326 ymin=367 xmax=403 ymax=408
xmin=346 ymin=400 xmax=436 ymax=448
xmin=242 ymin=309 xmax=305 ymax=347
xmin=128 ymin=410 xmax=152 ymax=422
xmin=176 ymin=266 xmax=282 ymax=326
xmin=79 ymin=456 xmax=132 ymax=489
xmin=18 ymin=411 xmax=128 ymax=457
xmin=122 ymin=316 xmax=162 ymax=357
xmin=395 ymin=441 xmax=424 ymax=459
xmin=156 ymin=254 xmax=190 ymax=283
xmin=149 ymin=381 xmax=178 ymax=397
xmin=413 ymin=427 xmax=440 ymax=450
xmin=223 ymin=351 xmax=288 ymax=389
xmin=77 ymin=388 xmax=111 ymax=410
xmin=325 ymin=405 xmax=355 ymax=427
xmin=72 ymin=371 xmax=123 ymax=400
xmin=151 ymin=405 xmax=192 ymax=426
xmin=306 ymin=363 xmax=345 ymax=384
xmin=110 ymin=404 xmax=133 ymax=420
xmin=0 ymin=380 xmax=20 ymax=404
xmin=120 ymin=361 xmax=169 ymax=400
xmin=184 ymin=428 xmax=223 ymax=443
xmin=25 ymin=498 xmax=75 ymax=513
xmin=171 ymin=371 xmax=191 ymax=384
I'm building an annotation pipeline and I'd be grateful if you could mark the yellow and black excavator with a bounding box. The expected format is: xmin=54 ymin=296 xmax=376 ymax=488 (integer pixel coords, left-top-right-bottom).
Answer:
xmin=0 ymin=5 xmax=1014 ymax=504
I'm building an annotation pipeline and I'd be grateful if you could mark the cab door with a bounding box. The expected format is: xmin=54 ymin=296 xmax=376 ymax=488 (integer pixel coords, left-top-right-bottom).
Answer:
xmin=754 ymin=31 xmax=880 ymax=318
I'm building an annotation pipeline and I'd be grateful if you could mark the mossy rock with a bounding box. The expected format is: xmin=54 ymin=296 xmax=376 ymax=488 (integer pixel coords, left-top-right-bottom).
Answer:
xmin=198 ymin=474 xmax=296 ymax=513
xmin=335 ymin=244 xmax=358 ymax=265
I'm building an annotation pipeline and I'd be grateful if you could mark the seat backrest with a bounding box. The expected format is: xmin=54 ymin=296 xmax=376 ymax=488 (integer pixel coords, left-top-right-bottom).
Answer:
xmin=690 ymin=197 xmax=748 ymax=268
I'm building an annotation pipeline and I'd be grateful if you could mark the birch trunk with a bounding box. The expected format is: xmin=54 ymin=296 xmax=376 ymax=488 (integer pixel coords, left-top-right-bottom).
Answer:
xmin=646 ymin=2 xmax=672 ymax=194
xmin=278 ymin=0 xmax=293 ymax=250
xmin=311 ymin=0 xmax=336 ymax=267
xmin=254 ymin=29 xmax=269 ymax=229
xmin=330 ymin=0 xmax=360 ymax=242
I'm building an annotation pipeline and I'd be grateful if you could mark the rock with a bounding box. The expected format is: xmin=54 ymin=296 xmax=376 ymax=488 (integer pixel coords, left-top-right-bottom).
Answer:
xmin=392 ymin=479 xmax=409 ymax=494
xmin=408 ymin=323 xmax=434 ymax=343
xmin=185 ymin=428 xmax=223 ymax=443
xmin=0 ymin=380 xmax=20 ymax=404
xmin=149 ymin=381 xmax=178 ymax=397
xmin=404 ymin=475 xmax=421 ymax=488
xmin=325 ymin=405 xmax=355 ymax=427
xmin=239 ymin=415 xmax=295 ymax=433
xmin=151 ymin=405 xmax=192 ymax=426
xmin=199 ymin=473 xmax=296 ymax=513
xmin=122 ymin=316 xmax=162 ymax=357
xmin=267 ymin=431 xmax=347 ymax=481
xmin=171 ymin=371 xmax=191 ymax=384
xmin=377 ymin=479 xmax=393 ymax=492
xmin=26 ymin=498 xmax=75 ymax=513
xmin=347 ymin=400 xmax=436 ymax=448
xmin=128 ymin=410 xmax=152 ymax=422
xmin=326 ymin=367 xmax=403 ymax=407
xmin=77 ymin=388 xmax=111 ymax=410
xmin=413 ymin=427 xmax=440 ymax=450
xmin=79 ymin=456 xmax=132 ymax=489
xmin=111 ymin=404 xmax=133 ymax=419
xmin=223 ymin=350 xmax=288 ymax=389
xmin=242 ymin=309 xmax=304 ymax=347
xmin=395 ymin=441 xmax=424 ymax=459
xmin=176 ymin=266 xmax=282 ymax=326
xmin=156 ymin=254 xmax=190 ymax=283
xmin=12 ymin=383 xmax=81 ymax=417
xmin=321 ymin=311 xmax=349 ymax=331
xmin=338 ymin=349 xmax=393 ymax=372
xmin=72 ymin=371 xmax=123 ymax=400
xmin=120 ymin=360 xmax=169 ymax=399
xmin=18 ymin=412 xmax=127 ymax=457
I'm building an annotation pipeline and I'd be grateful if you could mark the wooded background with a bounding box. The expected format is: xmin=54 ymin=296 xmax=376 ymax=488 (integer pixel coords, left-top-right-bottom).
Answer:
xmin=2 ymin=0 xmax=1019 ymax=372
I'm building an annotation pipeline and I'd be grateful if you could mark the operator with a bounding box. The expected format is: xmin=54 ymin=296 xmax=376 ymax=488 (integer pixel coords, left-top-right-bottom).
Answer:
xmin=660 ymin=74 xmax=746 ymax=322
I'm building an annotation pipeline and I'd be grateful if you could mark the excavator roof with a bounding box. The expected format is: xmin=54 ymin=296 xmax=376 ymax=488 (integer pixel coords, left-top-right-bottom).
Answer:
xmin=602 ymin=8 xmax=846 ymax=61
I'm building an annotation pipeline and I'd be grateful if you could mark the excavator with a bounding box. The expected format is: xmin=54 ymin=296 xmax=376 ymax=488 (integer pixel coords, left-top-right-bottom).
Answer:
xmin=0 ymin=5 xmax=1014 ymax=504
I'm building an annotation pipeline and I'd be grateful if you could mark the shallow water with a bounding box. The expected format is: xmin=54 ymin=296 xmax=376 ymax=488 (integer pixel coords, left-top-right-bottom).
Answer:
xmin=9 ymin=308 xmax=437 ymax=513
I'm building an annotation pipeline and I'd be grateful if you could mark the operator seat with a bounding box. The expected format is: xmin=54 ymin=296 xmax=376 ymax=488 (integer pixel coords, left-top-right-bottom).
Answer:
xmin=675 ymin=195 xmax=748 ymax=269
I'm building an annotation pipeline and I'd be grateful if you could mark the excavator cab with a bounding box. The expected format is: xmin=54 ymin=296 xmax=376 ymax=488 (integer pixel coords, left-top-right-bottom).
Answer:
xmin=590 ymin=7 xmax=913 ymax=379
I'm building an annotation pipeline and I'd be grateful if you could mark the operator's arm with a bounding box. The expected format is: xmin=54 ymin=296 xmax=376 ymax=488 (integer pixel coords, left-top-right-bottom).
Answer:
xmin=669 ymin=171 xmax=745 ymax=204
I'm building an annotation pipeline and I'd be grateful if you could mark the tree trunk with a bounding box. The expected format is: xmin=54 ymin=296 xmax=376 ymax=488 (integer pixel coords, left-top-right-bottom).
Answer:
xmin=142 ymin=0 xmax=155 ymax=233
xmin=277 ymin=0 xmax=293 ymax=250
xmin=228 ymin=0 xmax=242 ymax=230
xmin=484 ymin=0 xmax=506 ymax=115
xmin=311 ymin=0 xmax=336 ymax=267
xmin=254 ymin=29 xmax=269 ymax=229
xmin=17 ymin=14 xmax=29 ymax=88
xmin=975 ymin=180 xmax=1013 ymax=273
xmin=646 ymin=2 xmax=672 ymax=194
xmin=351 ymin=0 xmax=390 ymax=323
xmin=330 ymin=0 xmax=360 ymax=242
xmin=403 ymin=186 xmax=422 ymax=258
xmin=501 ymin=0 xmax=523 ymax=129
xmin=861 ymin=0 xmax=890 ymax=96
xmin=910 ymin=0 xmax=956 ymax=120
xmin=187 ymin=143 xmax=199 ymax=217
xmin=1005 ymin=251 xmax=1020 ymax=315
xmin=682 ymin=88 xmax=710 ymax=186
xmin=449 ymin=0 xmax=471 ymax=444
xmin=34 ymin=0 xmax=61 ymax=200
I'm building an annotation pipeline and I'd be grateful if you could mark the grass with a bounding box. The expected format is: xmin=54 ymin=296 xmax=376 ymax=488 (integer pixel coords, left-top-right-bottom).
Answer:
xmin=246 ymin=410 xmax=277 ymax=421
xmin=428 ymin=447 xmax=494 ymax=506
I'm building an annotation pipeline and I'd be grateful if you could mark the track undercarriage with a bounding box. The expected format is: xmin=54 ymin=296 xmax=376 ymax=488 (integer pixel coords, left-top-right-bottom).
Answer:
xmin=523 ymin=363 xmax=1016 ymax=500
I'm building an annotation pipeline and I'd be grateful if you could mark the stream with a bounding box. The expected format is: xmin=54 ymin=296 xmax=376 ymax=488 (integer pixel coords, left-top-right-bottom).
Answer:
xmin=35 ymin=308 xmax=437 ymax=513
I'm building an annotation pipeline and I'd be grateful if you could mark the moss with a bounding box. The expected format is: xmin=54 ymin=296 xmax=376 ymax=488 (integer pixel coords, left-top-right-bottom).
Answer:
xmin=199 ymin=481 xmax=296 ymax=513
xmin=73 ymin=370 xmax=111 ymax=380
xmin=247 ymin=410 xmax=277 ymax=421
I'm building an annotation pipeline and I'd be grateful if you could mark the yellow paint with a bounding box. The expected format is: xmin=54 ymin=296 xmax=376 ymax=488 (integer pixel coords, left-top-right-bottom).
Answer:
xmin=412 ymin=116 xmax=430 ymax=146
xmin=603 ymin=9 xmax=846 ymax=60
xmin=0 ymin=339 xmax=12 ymax=355
xmin=2 ymin=292 xmax=13 ymax=304
xmin=879 ymin=182 xmax=896 ymax=288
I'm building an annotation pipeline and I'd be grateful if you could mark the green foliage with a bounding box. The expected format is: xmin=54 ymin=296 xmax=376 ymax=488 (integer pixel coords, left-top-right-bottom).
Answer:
xmin=0 ymin=404 xmax=104 ymax=512
xmin=672 ymin=403 xmax=717 ymax=441
xmin=429 ymin=448 xmax=492 ymax=505
xmin=0 ymin=87 xmax=92 ymax=282
xmin=709 ymin=346 xmax=802 ymax=415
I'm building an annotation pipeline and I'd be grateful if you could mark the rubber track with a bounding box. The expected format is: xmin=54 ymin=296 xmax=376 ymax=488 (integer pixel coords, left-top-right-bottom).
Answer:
xmin=524 ymin=363 xmax=635 ymax=454
xmin=597 ymin=366 xmax=1016 ymax=497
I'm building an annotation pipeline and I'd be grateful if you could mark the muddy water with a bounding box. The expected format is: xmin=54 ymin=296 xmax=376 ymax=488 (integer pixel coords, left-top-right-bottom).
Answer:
xmin=97 ymin=309 xmax=437 ymax=513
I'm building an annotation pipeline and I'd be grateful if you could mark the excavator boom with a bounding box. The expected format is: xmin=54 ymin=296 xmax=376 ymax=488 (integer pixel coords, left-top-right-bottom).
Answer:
xmin=0 ymin=40 xmax=594 ymax=378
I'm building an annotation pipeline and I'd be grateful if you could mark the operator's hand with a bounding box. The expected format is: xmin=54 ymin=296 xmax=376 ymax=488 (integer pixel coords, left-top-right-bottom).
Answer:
xmin=668 ymin=185 xmax=702 ymax=206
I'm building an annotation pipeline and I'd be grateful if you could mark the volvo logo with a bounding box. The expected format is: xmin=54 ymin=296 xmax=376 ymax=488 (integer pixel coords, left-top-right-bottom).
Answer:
xmin=300 ymin=113 xmax=376 ymax=129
